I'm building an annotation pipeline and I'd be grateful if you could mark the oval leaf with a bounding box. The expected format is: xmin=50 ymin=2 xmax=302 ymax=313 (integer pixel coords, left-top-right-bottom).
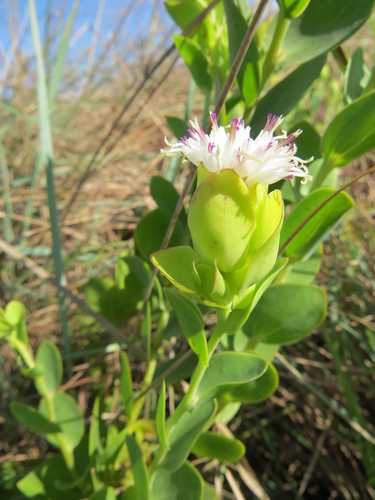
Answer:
xmin=173 ymin=35 xmax=212 ymax=92
xmin=279 ymin=0 xmax=311 ymax=18
xmin=227 ymin=363 xmax=279 ymax=404
xmin=251 ymin=55 xmax=325 ymax=135
xmin=150 ymin=461 xmax=203 ymax=500
xmin=281 ymin=0 xmax=374 ymax=67
xmin=151 ymin=246 xmax=201 ymax=297
xmin=243 ymin=284 xmax=327 ymax=345
xmin=280 ymin=188 xmax=354 ymax=261
xmin=196 ymin=352 xmax=268 ymax=400
xmin=223 ymin=0 xmax=260 ymax=106
xmin=39 ymin=392 xmax=84 ymax=452
xmin=36 ymin=340 xmax=62 ymax=397
xmin=11 ymin=402 xmax=61 ymax=434
xmin=322 ymin=90 xmax=375 ymax=167
xmin=192 ymin=432 xmax=245 ymax=463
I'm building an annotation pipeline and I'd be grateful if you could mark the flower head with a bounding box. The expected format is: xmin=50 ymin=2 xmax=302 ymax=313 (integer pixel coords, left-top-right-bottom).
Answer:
xmin=163 ymin=112 xmax=312 ymax=185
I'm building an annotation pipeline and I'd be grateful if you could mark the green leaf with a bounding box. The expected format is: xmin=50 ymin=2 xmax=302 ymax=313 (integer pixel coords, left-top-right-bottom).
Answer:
xmin=284 ymin=245 xmax=323 ymax=284
xmin=280 ymin=188 xmax=354 ymax=261
xmin=10 ymin=402 xmax=61 ymax=434
xmin=196 ymin=352 xmax=268 ymax=400
xmin=150 ymin=461 xmax=203 ymax=500
xmin=223 ymin=0 xmax=260 ymax=106
xmin=166 ymin=116 xmax=188 ymax=141
xmin=115 ymin=255 xmax=151 ymax=295
xmin=279 ymin=0 xmax=310 ymax=18
xmin=192 ymin=432 xmax=245 ymax=463
xmin=156 ymin=380 xmax=168 ymax=450
xmin=292 ymin=121 xmax=321 ymax=161
xmin=253 ymin=342 xmax=280 ymax=362
xmin=160 ymin=400 xmax=216 ymax=471
xmin=85 ymin=277 xmax=114 ymax=312
xmin=281 ymin=0 xmax=374 ymax=66
xmin=322 ymin=90 xmax=375 ymax=167
xmin=344 ymin=48 xmax=370 ymax=103
xmin=5 ymin=301 xmax=28 ymax=345
xmin=150 ymin=176 xmax=180 ymax=215
xmin=174 ymin=35 xmax=212 ymax=92
xmin=39 ymin=392 xmax=84 ymax=452
xmin=120 ymin=351 xmax=133 ymax=419
xmin=165 ymin=289 xmax=208 ymax=366
xmin=251 ymin=55 xmax=325 ymax=134
xmin=17 ymin=455 xmax=74 ymax=500
xmin=202 ymin=482 xmax=218 ymax=500
xmin=126 ymin=435 xmax=149 ymax=500
xmin=153 ymin=353 xmax=197 ymax=386
xmin=36 ymin=340 xmax=62 ymax=397
xmin=151 ymin=246 xmax=201 ymax=298
xmin=89 ymin=487 xmax=117 ymax=500
xmin=227 ymin=363 xmax=279 ymax=403
xmin=135 ymin=208 xmax=189 ymax=261
xmin=102 ymin=427 xmax=127 ymax=466
xmin=89 ymin=395 xmax=105 ymax=463
xmin=243 ymin=284 xmax=326 ymax=345
xmin=165 ymin=0 xmax=203 ymax=30
xmin=85 ymin=278 xmax=130 ymax=325
xmin=225 ymin=258 xmax=288 ymax=335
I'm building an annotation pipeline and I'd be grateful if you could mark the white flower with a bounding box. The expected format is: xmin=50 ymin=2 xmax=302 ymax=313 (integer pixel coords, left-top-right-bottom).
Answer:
xmin=163 ymin=112 xmax=312 ymax=185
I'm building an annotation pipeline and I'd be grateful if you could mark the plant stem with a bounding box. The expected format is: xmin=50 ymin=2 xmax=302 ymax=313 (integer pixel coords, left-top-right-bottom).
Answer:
xmin=260 ymin=7 xmax=290 ymax=89
xmin=166 ymin=320 xmax=226 ymax=432
xmin=310 ymin=156 xmax=335 ymax=190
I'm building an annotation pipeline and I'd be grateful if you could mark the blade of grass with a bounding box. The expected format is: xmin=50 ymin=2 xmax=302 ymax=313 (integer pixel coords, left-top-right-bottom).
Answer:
xmin=48 ymin=0 xmax=80 ymax=111
xmin=23 ymin=0 xmax=79 ymax=235
xmin=164 ymin=78 xmax=197 ymax=182
xmin=0 ymin=141 xmax=14 ymax=241
xmin=28 ymin=0 xmax=72 ymax=375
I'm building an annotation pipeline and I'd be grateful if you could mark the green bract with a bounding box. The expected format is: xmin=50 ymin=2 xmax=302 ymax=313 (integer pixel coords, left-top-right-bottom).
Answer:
xmin=152 ymin=169 xmax=284 ymax=307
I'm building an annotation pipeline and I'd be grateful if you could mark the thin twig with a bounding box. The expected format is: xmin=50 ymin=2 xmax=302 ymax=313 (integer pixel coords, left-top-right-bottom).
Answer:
xmin=279 ymin=164 xmax=375 ymax=255
xmin=215 ymin=0 xmax=269 ymax=116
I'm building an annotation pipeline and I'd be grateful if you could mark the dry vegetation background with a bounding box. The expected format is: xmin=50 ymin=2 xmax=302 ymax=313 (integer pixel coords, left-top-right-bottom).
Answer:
xmin=0 ymin=1 xmax=375 ymax=498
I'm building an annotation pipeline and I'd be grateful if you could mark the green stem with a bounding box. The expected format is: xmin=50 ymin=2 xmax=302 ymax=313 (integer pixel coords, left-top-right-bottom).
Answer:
xmin=130 ymin=309 xmax=169 ymax=423
xmin=150 ymin=320 xmax=226 ymax=474
xmin=130 ymin=356 xmax=158 ymax=423
xmin=166 ymin=319 xmax=226 ymax=432
xmin=260 ymin=7 xmax=290 ymax=90
xmin=310 ymin=156 xmax=335 ymax=190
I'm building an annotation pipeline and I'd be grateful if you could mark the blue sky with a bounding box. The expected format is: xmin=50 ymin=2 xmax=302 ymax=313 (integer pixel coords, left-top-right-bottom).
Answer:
xmin=0 ymin=1 xmax=173 ymax=69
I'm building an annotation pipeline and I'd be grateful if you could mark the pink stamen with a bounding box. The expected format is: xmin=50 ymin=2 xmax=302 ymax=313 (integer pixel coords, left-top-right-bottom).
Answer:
xmin=210 ymin=112 xmax=218 ymax=130
xmin=230 ymin=118 xmax=238 ymax=141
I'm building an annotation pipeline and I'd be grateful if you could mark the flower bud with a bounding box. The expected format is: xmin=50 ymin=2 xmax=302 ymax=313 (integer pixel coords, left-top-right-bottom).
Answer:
xmin=188 ymin=169 xmax=256 ymax=273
